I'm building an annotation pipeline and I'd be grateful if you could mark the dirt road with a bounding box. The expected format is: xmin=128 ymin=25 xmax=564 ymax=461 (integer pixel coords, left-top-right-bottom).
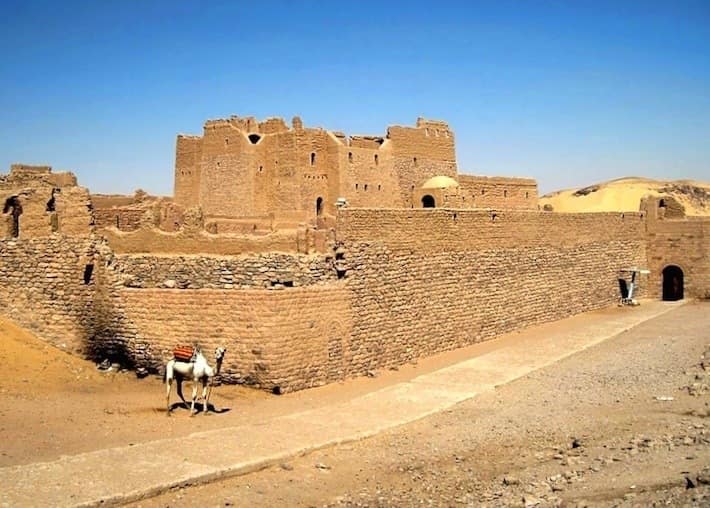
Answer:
xmin=129 ymin=302 xmax=710 ymax=507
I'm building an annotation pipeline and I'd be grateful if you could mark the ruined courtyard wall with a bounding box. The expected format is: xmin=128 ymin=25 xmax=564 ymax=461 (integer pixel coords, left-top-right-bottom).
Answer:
xmin=0 ymin=237 xmax=100 ymax=354
xmin=336 ymin=208 xmax=648 ymax=374
xmin=458 ymin=174 xmax=538 ymax=209
xmin=1 ymin=177 xmax=93 ymax=239
xmin=113 ymin=285 xmax=351 ymax=391
xmin=94 ymin=208 xmax=144 ymax=231
xmin=100 ymin=227 xmax=305 ymax=255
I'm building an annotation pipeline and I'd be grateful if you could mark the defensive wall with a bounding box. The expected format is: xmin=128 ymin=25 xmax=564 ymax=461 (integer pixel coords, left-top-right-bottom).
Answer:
xmin=1 ymin=159 xmax=708 ymax=392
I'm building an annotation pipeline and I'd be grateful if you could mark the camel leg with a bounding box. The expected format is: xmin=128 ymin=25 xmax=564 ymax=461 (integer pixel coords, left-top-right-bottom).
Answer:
xmin=201 ymin=380 xmax=210 ymax=414
xmin=190 ymin=382 xmax=198 ymax=416
xmin=204 ymin=382 xmax=214 ymax=414
xmin=165 ymin=361 xmax=174 ymax=416
xmin=176 ymin=378 xmax=187 ymax=407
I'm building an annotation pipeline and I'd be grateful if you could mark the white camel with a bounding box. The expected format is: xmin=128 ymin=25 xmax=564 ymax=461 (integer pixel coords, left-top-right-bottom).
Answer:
xmin=165 ymin=346 xmax=226 ymax=416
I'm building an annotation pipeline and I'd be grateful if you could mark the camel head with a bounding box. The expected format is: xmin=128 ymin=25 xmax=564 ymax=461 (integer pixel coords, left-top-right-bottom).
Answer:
xmin=214 ymin=347 xmax=226 ymax=363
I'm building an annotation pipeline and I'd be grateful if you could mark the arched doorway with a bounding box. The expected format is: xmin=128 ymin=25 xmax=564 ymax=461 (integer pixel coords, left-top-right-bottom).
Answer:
xmin=316 ymin=197 xmax=324 ymax=216
xmin=422 ymin=195 xmax=435 ymax=208
xmin=662 ymin=265 xmax=684 ymax=301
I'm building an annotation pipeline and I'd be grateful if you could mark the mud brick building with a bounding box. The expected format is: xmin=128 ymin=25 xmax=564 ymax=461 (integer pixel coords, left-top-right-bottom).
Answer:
xmin=0 ymin=116 xmax=707 ymax=393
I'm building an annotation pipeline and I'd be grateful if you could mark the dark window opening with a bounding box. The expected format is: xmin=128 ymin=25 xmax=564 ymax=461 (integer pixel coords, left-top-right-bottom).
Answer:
xmin=364 ymin=184 xmax=368 ymax=191
xmin=248 ymin=133 xmax=261 ymax=144
xmin=378 ymin=184 xmax=381 ymax=191
xmin=272 ymin=386 xmax=283 ymax=395
xmin=413 ymin=157 xmax=418 ymax=166
xmin=525 ymin=191 xmax=529 ymax=199
xmin=3 ymin=196 xmax=22 ymax=238
xmin=348 ymin=152 xmax=353 ymax=163
xmin=504 ymin=190 xmax=508 ymax=197
xmin=115 ymin=216 xmax=120 ymax=229
xmin=83 ymin=264 xmax=94 ymax=285
xmin=422 ymin=195 xmax=435 ymax=208
xmin=659 ymin=199 xmax=666 ymax=208
xmin=283 ymin=281 xmax=294 ymax=288
xmin=310 ymin=152 xmax=316 ymax=166
xmin=46 ymin=188 xmax=59 ymax=212
xmin=316 ymin=197 xmax=324 ymax=216
xmin=662 ymin=265 xmax=684 ymax=301
xmin=374 ymin=154 xmax=379 ymax=166
xmin=258 ymin=165 xmax=263 ymax=172
xmin=355 ymin=183 xmax=359 ymax=190
xmin=225 ymin=138 xmax=229 ymax=145
xmin=481 ymin=189 xmax=486 ymax=195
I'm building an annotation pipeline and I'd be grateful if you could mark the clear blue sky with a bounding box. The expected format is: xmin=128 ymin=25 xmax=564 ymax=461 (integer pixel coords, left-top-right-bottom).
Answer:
xmin=1 ymin=1 xmax=708 ymax=195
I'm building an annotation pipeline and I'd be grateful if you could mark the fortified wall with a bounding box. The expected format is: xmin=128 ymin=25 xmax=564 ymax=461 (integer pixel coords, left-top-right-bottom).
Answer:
xmin=1 ymin=114 xmax=708 ymax=394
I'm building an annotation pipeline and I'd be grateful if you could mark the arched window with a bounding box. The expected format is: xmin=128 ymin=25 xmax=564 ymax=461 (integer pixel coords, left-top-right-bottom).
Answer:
xmin=422 ymin=195 xmax=436 ymax=208
xmin=310 ymin=152 xmax=316 ymax=166
xmin=316 ymin=197 xmax=324 ymax=216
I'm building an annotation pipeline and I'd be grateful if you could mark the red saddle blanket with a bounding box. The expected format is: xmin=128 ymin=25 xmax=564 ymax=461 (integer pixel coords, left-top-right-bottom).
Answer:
xmin=173 ymin=345 xmax=195 ymax=362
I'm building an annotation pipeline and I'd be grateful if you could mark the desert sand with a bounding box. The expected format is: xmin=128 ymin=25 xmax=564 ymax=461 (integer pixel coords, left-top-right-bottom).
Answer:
xmin=539 ymin=177 xmax=710 ymax=215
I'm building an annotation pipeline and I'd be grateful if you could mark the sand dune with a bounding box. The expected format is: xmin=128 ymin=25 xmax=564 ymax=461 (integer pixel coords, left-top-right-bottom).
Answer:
xmin=539 ymin=177 xmax=710 ymax=215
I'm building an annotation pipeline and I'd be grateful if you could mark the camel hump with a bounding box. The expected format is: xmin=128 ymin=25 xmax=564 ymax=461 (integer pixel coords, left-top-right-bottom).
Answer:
xmin=173 ymin=345 xmax=195 ymax=362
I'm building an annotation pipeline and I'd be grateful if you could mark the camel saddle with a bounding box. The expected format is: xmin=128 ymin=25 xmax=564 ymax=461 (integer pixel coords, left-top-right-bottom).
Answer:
xmin=173 ymin=345 xmax=195 ymax=363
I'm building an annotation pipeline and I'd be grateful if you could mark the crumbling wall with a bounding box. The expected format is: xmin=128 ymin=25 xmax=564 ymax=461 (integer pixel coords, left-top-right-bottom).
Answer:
xmin=458 ymin=175 xmax=538 ymax=209
xmin=335 ymin=208 xmax=648 ymax=374
xmin=1 ymin=164 xmax=94 ymax=239
xmin=0 ymin=237 xmax=101 ymax=354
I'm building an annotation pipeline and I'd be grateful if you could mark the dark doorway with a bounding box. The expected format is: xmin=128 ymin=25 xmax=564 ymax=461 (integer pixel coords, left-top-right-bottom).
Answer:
xmin=662 ymin=265 xmax=684 ymax=301
xmin=422 ymin=195 xmax=435 ymax=208
xmin=316 ymin=197 xmax=324 ymax=216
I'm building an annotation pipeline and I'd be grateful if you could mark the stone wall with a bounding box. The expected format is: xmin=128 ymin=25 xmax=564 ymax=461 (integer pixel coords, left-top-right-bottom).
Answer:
xmin=1 ymin=165 xmax=94 ymax=239
xmin=644 ymin=196 xmax=710 ymax=299
xmin=100 ymin=226 xmax=318 ymax=255
xmin=94 ymin=208 xmax=145 ymax=231
xmin=103 ymin=285 xmax=352 ymax=392
xmin=0 ymin=236 xmax=101 ymax=354
xmin=112 ymin=252 xmax=335 ymax=289
xmin=335 ymin=208 xmax=648 ymax=374
xmin=458 ymin=174 xmax=538 ymax=209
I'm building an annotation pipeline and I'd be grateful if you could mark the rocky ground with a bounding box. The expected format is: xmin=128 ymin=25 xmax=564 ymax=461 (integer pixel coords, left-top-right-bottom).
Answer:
xmin=128 ymin=302 xmax=710 ymax=508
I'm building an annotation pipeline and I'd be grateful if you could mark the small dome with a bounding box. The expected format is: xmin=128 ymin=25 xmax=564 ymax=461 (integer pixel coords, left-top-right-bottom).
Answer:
xmin=421 ymin=176 xmax=459 ymax=189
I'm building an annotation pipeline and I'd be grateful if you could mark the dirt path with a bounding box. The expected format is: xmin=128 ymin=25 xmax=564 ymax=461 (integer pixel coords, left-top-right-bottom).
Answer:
xmin=127 ymin=302 xmax=710 ymax=507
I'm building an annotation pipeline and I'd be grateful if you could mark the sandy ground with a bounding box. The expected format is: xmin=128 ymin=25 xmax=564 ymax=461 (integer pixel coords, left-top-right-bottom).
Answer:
xmin=2 ymin=303 xmax=709 ymax=507
xmin=539 ymin=177 xmax=710 ymax=214
xmin=127 ymin=302 xmax=710 ymax=508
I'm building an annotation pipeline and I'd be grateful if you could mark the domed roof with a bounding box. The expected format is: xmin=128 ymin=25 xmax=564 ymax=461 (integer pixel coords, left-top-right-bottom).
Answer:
xmin=421 ymin=176 xmax=459 ymax=189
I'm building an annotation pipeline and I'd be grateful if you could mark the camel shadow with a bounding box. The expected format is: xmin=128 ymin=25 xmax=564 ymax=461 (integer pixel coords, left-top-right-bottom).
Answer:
xmin=168 ymin=401 xmax=231 ymax=414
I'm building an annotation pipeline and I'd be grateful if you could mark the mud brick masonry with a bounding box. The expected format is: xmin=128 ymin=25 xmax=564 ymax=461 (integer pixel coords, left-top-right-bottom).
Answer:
xmin=1 ymin=116 xmax=708 ymax=393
